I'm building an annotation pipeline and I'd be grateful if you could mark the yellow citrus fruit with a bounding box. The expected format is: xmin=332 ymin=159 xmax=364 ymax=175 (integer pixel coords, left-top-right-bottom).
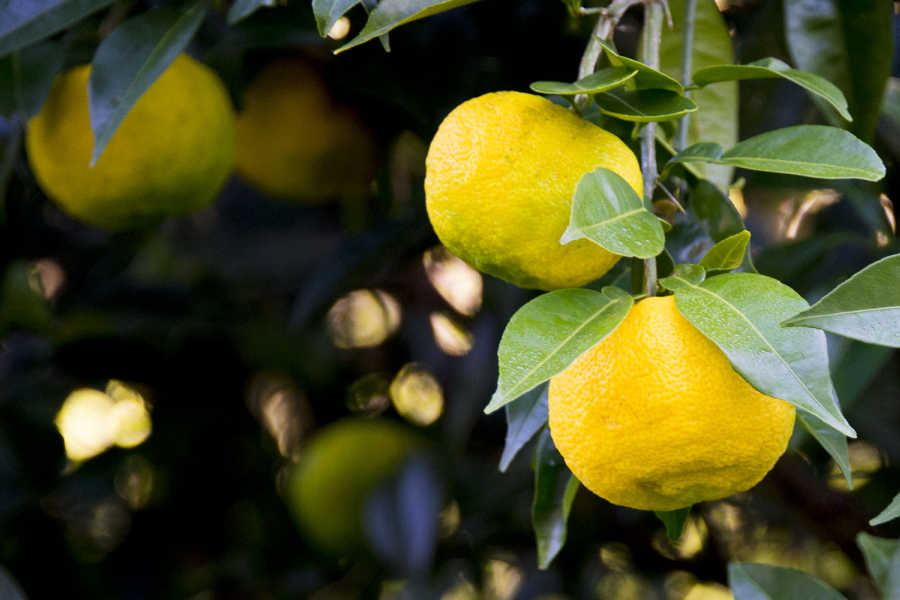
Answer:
xmin=284 ymin=417 xmax=421 ymax=558
xmin=235 ymin=58 xmax=376 ymax=203
xmin=424 ymin=91 xmax=642 ymax=291
xmin=26 ymin=54 xmax=236 ymax=230
xmin=548 ymin=295 xmax=796 ymax=511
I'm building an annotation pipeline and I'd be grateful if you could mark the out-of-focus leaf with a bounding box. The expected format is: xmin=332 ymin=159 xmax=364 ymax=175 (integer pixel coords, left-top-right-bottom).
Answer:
xmin=0 ymin=41 xmax=63 ymax=117
xmin=0 ymin=564 xmax=26 ymax=600
xmin=337 ymin=0 xmax=481 ymax=53
xmin=782 ymin=254 xmax=900 ymax=347
xmin=871 ymin=491 xmax=900 ymax=526
xmin=88 ymin=5 xmax=206 ymax=165
xmin=227 ymin=0 xmax=277 ymax=24
xmin=670 ymin=272 xmax=855 ymax=437
xmin=700 ymin=231 xmax=750 ymax=272
xmin=0 ymin=0 xmax=116 ymax=58
xmin=486 ymin=287 xmax=632 ymax=413
xmin=856 ymin=532 xmax=900 ymax=596
xmin=532 ymin=428 xmax=579 ymax=570
xmin=658 ymin=0 xmax=737 ymax=188
xmin=0 ymin=261 xmax=50 ymax=336
xmin=500 ymin=383 xmax=548 ymax=472
xmin=530 ymin=67 xmax=637 ymax=96
xmin=728 ymin=563 xmax=849 ymax=600
xmin=561 ymin=168 xmax=665 ymax=258
xmin=597 ymin=39 xmax=683 ymax=93
xmin=693 ymin=58 xmax=851 ymax=121
xmin=595 ymin=88 xmax=697 ymax=123
xmin=655 ymin=507 xmax=690 ymax=542
xmin=798 ymin=411 xmax=851 ymax=488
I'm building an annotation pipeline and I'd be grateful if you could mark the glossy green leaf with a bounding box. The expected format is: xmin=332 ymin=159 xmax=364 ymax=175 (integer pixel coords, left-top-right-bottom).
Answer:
xmin=659 ymin=263 xmax=706 ymax=291
xmin=655 ymin=507 xmax=690 ymax=542
xmin=88 ymin=5 xmax=206 ymax=165
xmin=798 ymin=411 xmax=851 ymax=488
xmin=661 ymin=142 xmax=723 ymax=178
xmin=595 ymin=88 xmax=697 ymax=123
xmin=227 ymin=0 xmax=277 ymax=24
xmin=658 ymin=0 xmax=737 ymax=188
xmin=0 ymin=0 xmax=117 ymax=58
xmin=337 ymin=0 xmax=480 ymax=53
xmin=671 ymin=273 xmax=855 ymax=437
xmin=856 ymin=533 xmax=900 ymax=597
xmin=499 ymin=383 xmax=548 ymax=472
xmin=782 ymin=254 xmax=900 ymax=347
xmin=486 ymin=287 xmax=633 ymax=413
xmin=692 ymin=58 xmax=851 ymax=121
xmin=560 ymin=168 xmax=665 ymax=258
xmin=700 ymin=231 xmax=750 ymax=272
xmin=728 ymin=563 xmax=849 ymax=600
xmin=597 ymin=39 xmax=683 ymax=93
xmin=530 ymin=67 xmax=637 ymax=96
xmin=532 ymin=428 xmax=579 ymax=570
xmin=0 ymin=41 xmax=63 ymax=117
xmin=871 ymin=491 xmax=900 ymax=526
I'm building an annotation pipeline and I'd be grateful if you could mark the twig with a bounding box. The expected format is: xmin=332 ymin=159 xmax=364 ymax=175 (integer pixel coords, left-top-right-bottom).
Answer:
xmin=640 ymin=1 xmax=665 ymax=297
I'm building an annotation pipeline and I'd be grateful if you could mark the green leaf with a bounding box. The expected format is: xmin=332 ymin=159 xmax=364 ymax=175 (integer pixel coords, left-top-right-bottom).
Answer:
xmin=655 ymin=507 xmax=691 ymax=542
xmin=88 ymin=5 xmax=206 ymax=165
xmin=871 ymin=491 xmax=900 ymax=526
xmin=532 ymin=428 xmax=579 ymax=570
xmin=856 ymin=533 xmax=900 ymax=597
xmin=798 ymin=411 xmax=851 ymax=489
xmin=728 ymin=563 xmax=849 ymax=600
xmin=0 ymin=260 xmax=51 ymax=337
xmin=486 ymin=287 xmax=633 ymax=413
xmin=227 ymin=0 xmax=277 ymax=24
xmin=0 ymin=41 xmax=62 ymax=117
xmin=689 ymin=179 xmax=755 ymax=272
xmin=530 ymin=67 xmax=637 ymax=96
xmin=596 ymin=39 xmax=683 ymax=93
xmin=659 ymin=263 xmax=706 ymax=291
xmin=658 ymin=0 xmax=737 ymax=188
xmin=560 ymin=168 xmax=665 ymax=258
xmin=671 ymin=273 xmax=855 ymax=437
xmin=661 ymin=142 xmax=724 ymax=178
xmin=692 ymin=58 xmax=852 ymax=122
xmin=0 ymin=0 xmax=117 ymax=58
xmin=337 ymin=0 xmax=480 ymax=53
xmin=782 ymin=254 xmax=900 ymax=348
xmin=700 ymin=231 xmax=750 ymax=272
xmin=499 ymin=383 xmax=548 ymax=472
xmin=595 ymin=88 xmax=697 ymax=123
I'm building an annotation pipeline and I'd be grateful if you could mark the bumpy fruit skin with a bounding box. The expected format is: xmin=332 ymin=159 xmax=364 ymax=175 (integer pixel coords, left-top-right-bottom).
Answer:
xmin=285 ymin=418 xmax=421 ymax=558
xmin=26 ymin=54 xmax=236 ymax=230
xmin=235 ymin=58 xmax=376 ymax=204
xmin=424 ymin=91 xmax=642 ymax=291
xmin=548 ymin=296 xmax=796 ymax=511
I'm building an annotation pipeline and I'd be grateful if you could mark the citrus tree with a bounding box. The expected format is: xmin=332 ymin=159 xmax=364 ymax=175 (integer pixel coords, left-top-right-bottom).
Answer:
xmin=0 ymin=0 xmax=899 ymax=599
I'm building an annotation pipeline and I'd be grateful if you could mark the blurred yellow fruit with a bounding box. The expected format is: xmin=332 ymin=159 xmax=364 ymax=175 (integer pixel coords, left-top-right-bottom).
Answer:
xmin=424 ymin=91 xmax=642 ymax=290
xmin=235 ymin=58 xmax=377 ymax=203
xmin=26 ymin=54 xmax=236 ymax=230
xmin=284 ymin=417 xmax=421 ymax=557
xmin=548 ymin=295 xmax=796 ymax=511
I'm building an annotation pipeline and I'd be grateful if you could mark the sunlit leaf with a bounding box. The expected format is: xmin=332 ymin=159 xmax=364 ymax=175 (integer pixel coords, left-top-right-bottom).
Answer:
xmin=798 ymin=411 xmax=851 ymax=488
xmin=486 ymin=287 xmax=633 ymax=413
xmin=700 ymin=231 xmax=750 ymax=272
xmin=782 ymin=254 xmax=900 ymax=348
xmin=597 ymin=38 xmax=683 ymax=93
xmin=595 ymin=88 xmax=697 ymax=123
xmin=532 ymin=428 xmax=579 ymax=570
xmin=560 ymin=168 xmax=665 ymax=258
xmin=670 ymin=272 xmax=855 ymax=437
xmin=0 ymin=0 xmax=117 ymax=58
xmin=856 ymin=533 xmax=900 ymax=597
xmin=0 ymin=41 xmax=63 ymax=117
xmin=655 ymin=507 xmax=690 ymax=542
xmin=693 ymin=58 xmax=851 ymax=121
xmin=227 ymin=0 xmax=277 ymax=24
xmin=871 ymin=491 xmax=900 ymax=526
xmin=88 ymin=5 xmax=205 ymax=165
xmin=530 ymin=66 xmax=637 ymax=96
xmin=499 ymin=383 xmax=548 ymax=472
xmin=728 ymin=563 xmax=849 ymax=600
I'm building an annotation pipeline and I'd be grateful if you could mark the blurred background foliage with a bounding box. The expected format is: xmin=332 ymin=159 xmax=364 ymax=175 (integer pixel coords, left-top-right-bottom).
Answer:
xmin=1 ymin=0 xmax=900 ymax=599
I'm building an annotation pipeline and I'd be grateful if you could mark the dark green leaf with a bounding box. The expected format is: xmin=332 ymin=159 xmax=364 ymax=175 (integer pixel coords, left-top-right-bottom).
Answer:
xmin=597 ymin=39 xmax=683 ymax=93
xmin=700 ymin=231 xmax=750 ymax=272
xmin=227 ymin=0 xmax=277 ymax=24
xmin=0 ymin=41 xmax=63 ymax=117
xmin=595 ymin=88 xmax=697 ymax=123
xmin=530 ymin=67 xmax=637 ymax=96
xmin=0 ymin=564 xmax=26 ymax=600
xmin=672 ymin=273 xmax=855 ymax=437
xmin=661 ymin=142 xmax=724 ymax=179
xmin=798 ymin=411 xmax=851 ymax=488
xmin=0 ymin=0 xmax=116 ymax=58
xmin=499 ymin=383 xmax=548 ymax=472
xmin=782 ymin=254 xmax=900 ymax=347
xmin=871 ymin=491 xmax=900 ymax=526
xmin=88 ymin=5 xmax=206 ymax=165
xmin=728 ymin=563 xmax=849 ymax=600
xmin=337 ymin=0 xmax=481 ymax=53
xmin=655 ymin=507 xmax=690 ymax=542
xmin=560 ymin=168 xmax=665 ymax=258
xmin=532 ymin=428 xmax=579 ymax=570
xmin=692 ymin=58 xmax=852 ymax=121
xmin=486 ymin=287 xmax=633 ymax=413
xmin=689 ymin=179 xmax=755 ymax=272
xmin=659 ymin=263 xmax=706 ymax=291
xmin=856 ymin=533 xmax=900 ymax=596
xmin=0 ymin=260 xmax=51 ymax=337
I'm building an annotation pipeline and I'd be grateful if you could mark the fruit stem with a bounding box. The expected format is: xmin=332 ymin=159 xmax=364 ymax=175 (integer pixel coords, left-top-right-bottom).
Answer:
xmin=640 ymin=1 xmax=665 ymax=297
xmin=674 ymin=0 xmax=697 ymax=152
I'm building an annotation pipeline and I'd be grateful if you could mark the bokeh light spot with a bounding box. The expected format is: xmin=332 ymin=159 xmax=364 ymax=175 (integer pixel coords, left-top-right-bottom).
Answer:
xmin=327 ymin=16 xmax=351 ymax=40
xmin=246 ymin=371 xmax=313 ymax=460
xmin=390 ymin=363 xmax=443 ymax=426
xmin=828 ymin=440 xmax=883 ymax=490
xmin=327 ymin=289 xmax=402 ymax=349
xmin=346 ymin=372 xmax=392 ymax=417
xmin=430 ymin=312 xmax=474 ymax=356
xmin=423 ymin=246 xmax=483 ymax=317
